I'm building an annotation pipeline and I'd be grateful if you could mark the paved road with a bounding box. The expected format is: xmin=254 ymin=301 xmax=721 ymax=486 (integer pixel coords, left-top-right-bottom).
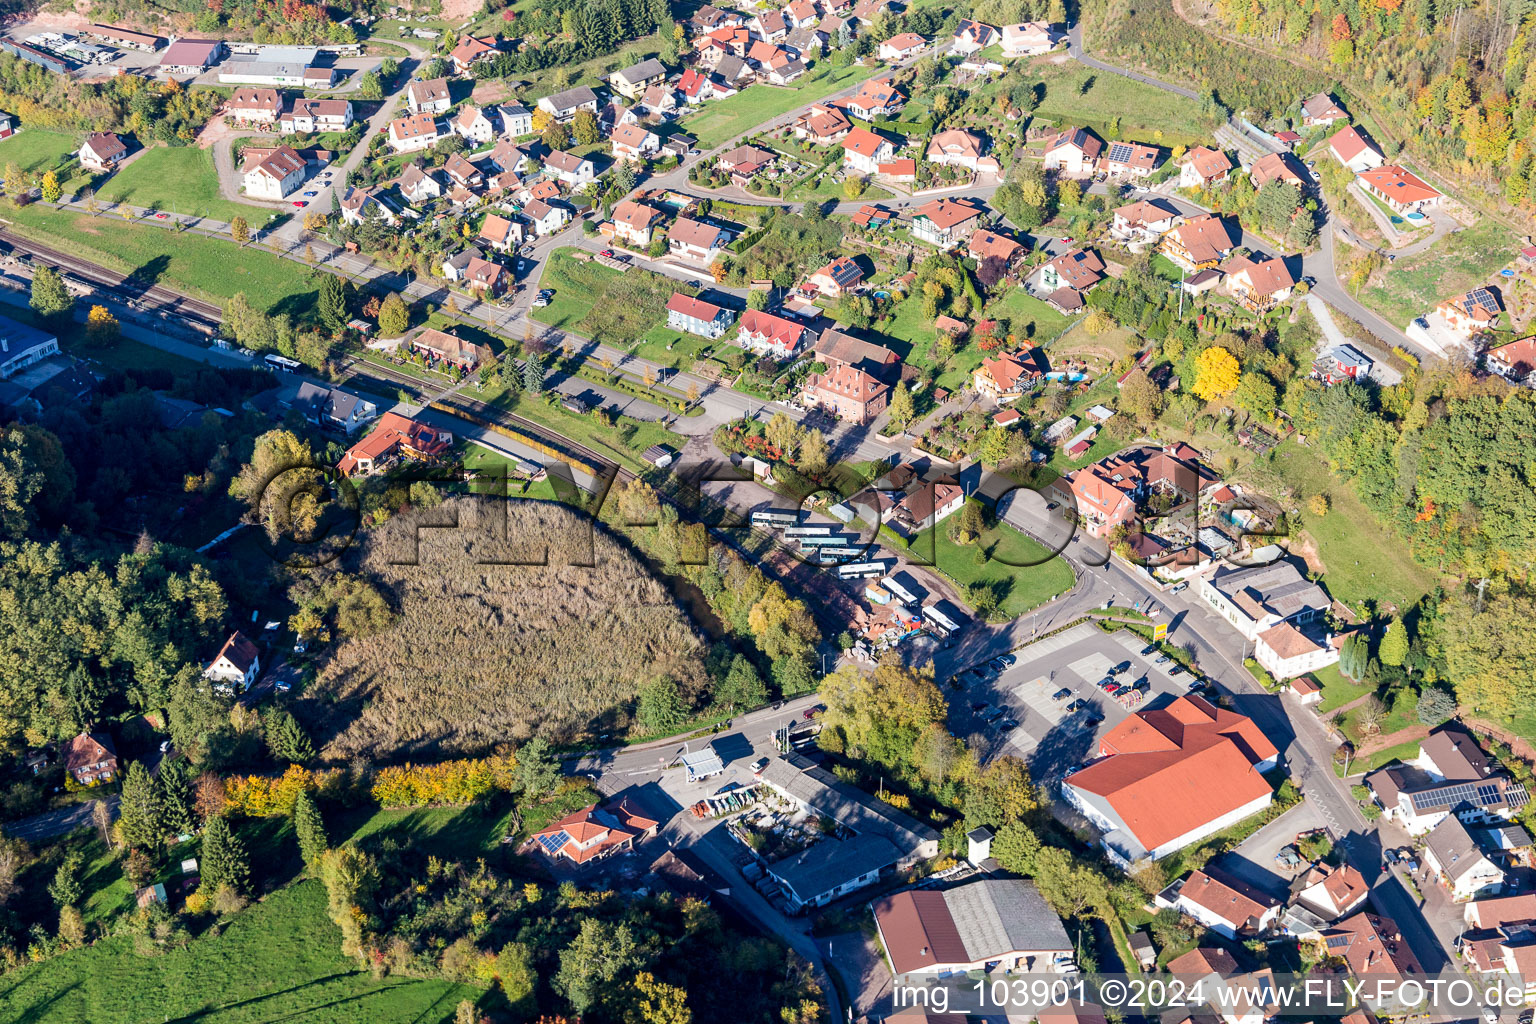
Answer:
xmin=3 ymin=797 xmax=118 ymax=842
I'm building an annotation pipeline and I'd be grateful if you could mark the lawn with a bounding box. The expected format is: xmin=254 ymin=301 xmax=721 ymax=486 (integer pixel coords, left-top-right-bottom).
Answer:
xmin=528 ymin=248 xmax=680 ymax=346
xmin=462 ymin=442 xmax=562 ymax=501
xmin=0 ymin=128 xmax=82 ymax=177
xmin=636 ymin=323 xmax=724 ymax=370
xmin=906 ymin=518 xmax=1075 ymax=619
xmin=1030 ymin=62 xmax=1215 ymax=147
xmin=2 ymin=204 xmax=317 ymax=316
xmin=93 ymin=145 xmax=260 ymax=223
xmin=681 ymin=63 xmax=878 ymax=149
xmin=484 ymin=389 xmax=688 ymax=476
xmin=1357 ymin=219 xmax=1517 ymax=329
xmin=529 ymin=248 xmax=624 ymax=330
xmin=1253 ymin=442 xmax=1437 ymax=613
xmin=987 ymin=287 xmax=1078 ymax=346
xmin=0 ymin=882 xmax=475 ymax=1024
xmin=1313 ymin=662 xmax=1375 ymax=713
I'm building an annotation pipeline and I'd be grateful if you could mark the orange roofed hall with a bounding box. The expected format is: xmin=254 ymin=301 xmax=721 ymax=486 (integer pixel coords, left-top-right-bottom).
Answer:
xmin=1062 ymin=694 xmax=1278 ymax=865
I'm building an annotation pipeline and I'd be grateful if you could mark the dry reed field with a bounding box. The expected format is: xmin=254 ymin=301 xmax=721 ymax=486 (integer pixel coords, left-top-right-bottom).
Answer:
xmin=298 ymin=499 xmax=708 ymax=761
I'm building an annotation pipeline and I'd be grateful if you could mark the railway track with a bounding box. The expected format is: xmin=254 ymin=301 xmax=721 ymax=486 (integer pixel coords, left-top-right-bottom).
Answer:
xmin=0 ymin=231 xmax=225 ymax=329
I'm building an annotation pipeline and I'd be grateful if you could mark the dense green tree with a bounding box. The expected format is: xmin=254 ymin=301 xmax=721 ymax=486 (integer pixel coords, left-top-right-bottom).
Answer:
xmin=636 ymin=676 xmax=688 ymax=733
xmin=556 ymin=918 xmax=644 ymax=1014
xmin=1379 ymin=618 xmax=1409 ymax=668
xmin=291 ymin=789 xmax=329 ymax=875
xmin=28 ymin=265 xmax=73 ymax=324
xmin=716 ymin=655 xmax=767 ymax=711
xmin=264 ymin=708 xmax=314 ymax=765
xmin=117 ymin=760 xmax=164 ymax=850
xmin=989 ymin=822 xmax=1041 ymax=874
xmin=514 ymin=735 xmax=560 ymax=797
xmin=316 ymin=274 xmax=348 ymax=334
xmin=157 ymin=755 xmax=198 ymax=837
xmin=48 ymin=850 xmax=83 ymax=907
xmin=199 ymin=815 xmax=250 ymax=895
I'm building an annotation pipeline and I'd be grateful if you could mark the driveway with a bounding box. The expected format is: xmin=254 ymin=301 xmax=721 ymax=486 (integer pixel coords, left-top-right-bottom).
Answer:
xmin=1305 ymin=294 xmax=1403 ymax=385
xmin=1204 ymin=799 xmax=1331 ymax=899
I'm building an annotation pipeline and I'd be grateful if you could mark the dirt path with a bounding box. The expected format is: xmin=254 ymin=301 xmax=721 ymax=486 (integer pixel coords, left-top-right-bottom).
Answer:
xmin=1356 ymin=722 xmax=1428 ymax=756
xmin=1462 ymin=717 xmax=1536 ymax=762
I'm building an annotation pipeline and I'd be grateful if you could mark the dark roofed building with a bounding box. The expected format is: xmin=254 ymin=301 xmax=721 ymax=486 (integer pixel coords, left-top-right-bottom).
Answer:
xmin=872 ymin=878 xmax=1072 ymax=974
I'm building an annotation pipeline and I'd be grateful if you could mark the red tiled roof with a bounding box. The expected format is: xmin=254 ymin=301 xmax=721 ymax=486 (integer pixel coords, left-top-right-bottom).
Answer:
xmin=915 ymin=196 xmax=984 ymax=229
xmin=666 ymin=292 xmax=725 ymax=322
xmin=1183 ymin=146 xmax=1232 ymax=180
xmin=1357 ymin=164 xmax=1440 ymax=204
xmin=1329 ymin=125 xmax=1382 ymax=164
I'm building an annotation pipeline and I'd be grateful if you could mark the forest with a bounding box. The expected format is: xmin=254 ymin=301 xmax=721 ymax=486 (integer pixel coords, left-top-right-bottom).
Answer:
xmin=0 ymin=56 xmax=219 ymax=140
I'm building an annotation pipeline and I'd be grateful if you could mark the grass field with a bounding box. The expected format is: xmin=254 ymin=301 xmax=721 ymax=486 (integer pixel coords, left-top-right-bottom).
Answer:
xmin=463 ymin=443 xmax=562 ymax=500
xmin=1313 ymin=662 xmax=1375 ymax=713
xmin=1252 ymin=443 xmax=1436 ymax=613
xmin=529 ymin=248 xmax=624 ymax=330
xmin=681 ymin=63 xmax=878 ymax=149
xmin=1357 ymin=219 xmax=1517 ymax=329
xmin=94 ymin=146 xmax=260 ymax=223
xmin=0 ymin=128 xmax=82 ymax=176
xmin=636 ymin=324 xmax=724 ymax=370
xmin=484 ymin=388 xmax=688 ymax=475
xmin=0 ymin=882 xmax=475 ymax=1024
xmin=1 ymin=204 xmax=317 ymax=316
xmin=527 ymin=248 xmax=681 ymax=347
xmin=1030 ymin=62 xmax=1215 ymax=146
xmin=909 ymin=519 xmax=1075 ymax=619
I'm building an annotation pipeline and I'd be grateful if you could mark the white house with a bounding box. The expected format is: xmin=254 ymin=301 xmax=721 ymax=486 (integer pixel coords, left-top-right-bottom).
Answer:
xmin=667 ymin=217 xmax=732 ymax=262
xmin=78 ymin=131 xmax=127 ymax=173
xmin=537 ymin=85 xmax=601 ymax=122
xmin=544 ymin=151 xmax=596 ymax=187
xmin=1000 ymin=21 xmax=1059 ymax=56
xmin=452 ymin=105 xmax=500 ymax=144
xmin=878 ymin=32 xmax=926 ymax=61
xmin=1254 ymin=621 xmax=1342 ymax=680
xmin=610 ymin=122 xmax=661 ymax=162
xmin=522 ymin=198 xmax=570 ymax=236
xmin=242 ymin=143 xmax=307 ymax=200
xmin=406 ymin=77 xmax=452 ymax=115
xmin=1424 ymin=815 xmax=1506 ymax=901
xmin=280 ymin=98 xmax=353 ymax=133
xmin=1042 ymin=126 xmax=1102 ymax=176
xmin=841 ymin=127 xmax=894 ymax=175
xmin=1111 ymin=198 xmax=1182 ymax=242
xmin=950 ymin=19 xmax=998 ymax=53
xmin=1166 ymin=868 xmax=1282 ymax=938
xmin=500 ymin=103 xmax=533 ymax=137
xmin=398 ymin=163 xmax=442 ymax=204
xmin=205 ymin=631 xmax=261 ymax=693
xmin=1198 ymin=562 xmax=1328 ymax=642
xmin=388 ymin=113 xmax=441 ymax=153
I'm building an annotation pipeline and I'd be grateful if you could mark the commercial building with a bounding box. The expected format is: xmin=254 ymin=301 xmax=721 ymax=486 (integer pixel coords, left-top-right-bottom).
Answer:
xmin=872 ymin=878 xmax=1073 ymax=976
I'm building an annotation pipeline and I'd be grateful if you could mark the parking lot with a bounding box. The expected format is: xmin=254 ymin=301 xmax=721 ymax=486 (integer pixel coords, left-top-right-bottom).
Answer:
xmin=946 ymin=622 xmax=1207 ymax=787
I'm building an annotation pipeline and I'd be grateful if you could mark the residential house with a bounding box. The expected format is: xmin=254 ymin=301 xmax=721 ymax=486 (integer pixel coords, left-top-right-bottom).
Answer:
xmin=1254 ymin=620 xmax=1343 ymax=680
xmin=1301 ymin=92 xmax=1349 ymax=127
xmin=887 ymin=478 xmax=964 ymax=534
xmin=1039 ymin=248 xmax=1106 ymax=305
xmin=807 ymin=255 xmax=863 ymax=297
xmin=463 ymin=256 xmax=510 ymax=298
xmin=1066 ymin=454 xmax=1141 ymax=537
xmin=609 ymin=57 xmax=667 ymax=99
xmin=291 ymin=381 xmax=378 ymax=434
xmin=1226 ymin=254 xmax=1297 ymax=312
xmin=477 ymin=212 xmax=522 ymax=252
xmin=388 ymin=113 xmax=441 ymax=153
xmin=611 ymin=199 xmax=665 ymax=246
xmin=717 ymin=143 xmax=775 ymax=184
xmin=910 ymin=196 xmax=985 ymax=249
xmin=1043 ymin=126 xmax=1102 ymax=175
xmin=1000 ymin=21 xmax=1059 ymax=56
xmin=443 ymin=152 xmax=483 ymax=190
xmin=1062 ymin=695 xmax=1278 ymax=865
xmin=500 ymin=103 xmax=533 ymax=137
xmin=872 ymin=879 xmax=1072 ymax=976
xmin=411 ymin=329 xmax=494 ymax=372
xmin=785 ymin=0 xmax=821 ymax=28
xmin=225 ymin=87 xmax=282 ymax=125
xmin=398 ymin=163 xmax=442 ymax=204
xmin=1357 ymin=164 xmax=1442 ymax=214
xmin=63 ymin=731 xmax=118 ymax=785
xmin=974 ymin=348 xmax=1046 ymax=402
xmin=968 ymin=228 xmax=1025 ymax=266
xmin=1167 ymin=868 xmax=1282 ymax=938
xmin=205 ymin=631 xmax=261 ymax=692
xmin=765 ymin=58 xmax=807 ymax=85
xmin=1322 ymin=912 xmax=1423 ymax=979
xmin=1329 ymin=125 xmax=1385 ymax=172
xmin=667 ymin=217 xmax=732 ymax=262
xmin=677 ymin=68 xmax=715 ymax=105
xmin=951 ymin=18 xmax=998 ymax=53
xmin=666 ymin=293 xmax=735 ymax=338
xmin=1293 ymin=863 xmax=1370 ymax=921
xmin=800 ymin=328 xmax=898 ymax=424
xmin=1112 ymin=197 xmax=1182 ymax=242
xmin=544 ymin=150 xmax=596 ymax=187
xmin=242 ymin=143 xmax=307 ymax=200
xmin=737 ymin=309 xmax=812 ymax=358
xmin=1101 ymin=140 xmax=1161 ymax=178
xmin=925 ymin=128 xmax=987 ymax=168
xmin=537 ymin=85 xmax=601 ymax=122
xmin=1366 ymin=761 xmax=1530 ymax=837
xmin=638 ymin=85 xmax=679 ymax=117
xmin=1249 ymin=151 xmax=1308 ymax=188
xmin=452 ymin=105 xmax=499 ymax=144
xmin=442 ymin=32 xmax=496 ymax=74
xmin=281 ymin=98 xmax=353 ymax=133
xmin=842 ymin=78 xmax=905 ymax=119
xmin=749 ymin=9 xmax=790 ymax=41
xmin=1160 ymin=213 xmax=1240 ymax=271
xmin=1437 ymin=288 xmax=1502 ymax=337
xmin=1198 ymin=561 xmax=1329 ymax=641
xmin=793 ymin=103 xmax=853 ymax=144
xmin=526 ymin=799 xmax=659 ymax=864
xmin=878 ymin=32 xmax=926 ymax=61
xmin=841 ymin=127 xmax=895 ymax=175
xmin=338 ymin=186 xmax=398 ymax=226
xmin=610 ymin=122 xmax=661 ymax=162
xmin=523 ymin=198 xmax=570 ymax=236
xmin=1312 ymin=343 xmax=1374 ymax=386
xmin=1180 ymin=146 xmax=1233 ymax=188
xmin=1424 ymin=815 xmax=1506 ymax=901
xmin=1487 ymin=336 xmax=1536 ymax=386
xmin=441 ymin=247 xmax=483 ymax=282
xmin=79 ymin=131 xmax=127 ymax=172
xmin=407 ymin=77 xmax=452 ymax=115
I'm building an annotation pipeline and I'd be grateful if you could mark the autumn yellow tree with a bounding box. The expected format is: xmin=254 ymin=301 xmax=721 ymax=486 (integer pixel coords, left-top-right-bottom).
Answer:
xmin=1192 ymin=345 xmax=1241 ymax=402
xmin=85 ymin=305 xmax=119 ymax=345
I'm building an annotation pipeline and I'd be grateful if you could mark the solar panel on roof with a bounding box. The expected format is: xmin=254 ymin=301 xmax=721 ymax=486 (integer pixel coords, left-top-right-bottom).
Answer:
xmin=1326 ymin=935 xmax=1351 ymax=948
xmin=537 ymin=830 xmax=571 ymax=854
xmin=1108 ymin=142 xmax=1132 ymax=163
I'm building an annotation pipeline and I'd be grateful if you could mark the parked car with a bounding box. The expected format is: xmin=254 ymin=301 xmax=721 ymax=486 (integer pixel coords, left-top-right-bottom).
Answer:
xmin=1141 ymin=644 xmax=1157 ymax=655
xmin=971 ymin=701 xmax=990 ymax=713
xmin=1169 ymin=665 xmax=1185 ymax=676
xmin=750 ymin=757 xmax=769 ymax=774
xmin=984 ymin=708 xmax=1006 ymax=723
xmin=1066 ymin=698 xmax=1087 ymax=712
xmin=598 ymin=248 xmax=615 ymax=258
xmin=1052 ymin=687 xmax=1073 ymax=702
xmin=1170 ymin=582 xmax=1188 ymax=594
xmin=1155 ymin=654 xmax=1171 ymax=664
xmin=998 ymin=654 xmax=1016 ymax=667
xmin=999 ymin=717 xmax=1018 ymax=729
